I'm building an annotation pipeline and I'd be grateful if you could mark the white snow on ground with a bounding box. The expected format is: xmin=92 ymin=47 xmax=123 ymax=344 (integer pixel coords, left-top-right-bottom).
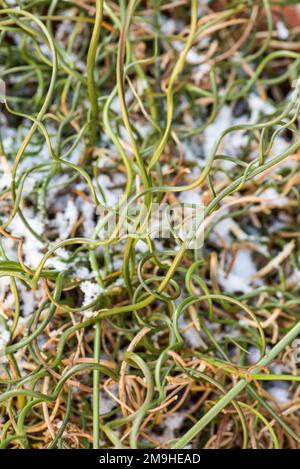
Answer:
xmin=160 ymin=18 xmax=177 ymax=35
xmin=247 ymin=346 xmax=261 ymax=365
xmin=0 ymin=157 xmax=12 ymax=191
xmin=99 ymin=384 xmax=118 ymax=415
xmin=276 ymin=21 xmax=289 ymax=40
xmin=0 ymin=323 xmax=10 ymax=361
xmin=259 ymin=187 xmax=289 ymax=207
xmin=0 ymin=274 xmax=43 ymax=318
xmin=157 ymin=412 xmax=186 ymax=443
xmin=203 ymin=106 xmax=232 ymax=158
xmin=268 ymin=385 xmax=290 ymax=404
xmin=79 ymin=281 xmax=104 ymax=318
xmin=135 ymin=239 xmax=148 ymax=253
xmin=110 ymin=89 xmax=133 ymax=114
xmin=2 ymin=208 xmax=44 ymax=266
xmin=218 ymin=249 xmax=257 ymax=294
xmin=212 ymin=217 xmax=236 ymax=244
xmin=45 ymin=247 xmax=70 ymax=271
xmin=202 ymin=94 xmax=281 ymax=162
xmin=268 ymin=135 xmax=290 ymax=158
xmin=21 ymin=288 xmax=41 ymax=317
xmin=248 ymin=94 xmax=276 ymax=123
xmin=178 ymin=188 xmax=201 ymax=204
xmin=79 ymin=199 xmax=95 ymax=238
xmin=54 ymin=199 xmax=78 ymax=240
xmin=97 ymin=173 xmax=124 ymax=206
xmin=194 ymin=62 xmax=211 ymax=83
xmin=179 ymin=315 xmax=202 ymax=348
xmin=186 ymin=49 xmax=206 ymax=65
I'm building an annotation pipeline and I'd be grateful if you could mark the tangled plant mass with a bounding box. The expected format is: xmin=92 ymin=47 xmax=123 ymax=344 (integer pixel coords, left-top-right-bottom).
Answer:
xmin=0 ymin=0 xmax=300 ymax=450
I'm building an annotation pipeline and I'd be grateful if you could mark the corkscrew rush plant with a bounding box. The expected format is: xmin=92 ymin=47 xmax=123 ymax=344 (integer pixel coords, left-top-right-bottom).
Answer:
xmin=0 ymin=0 xmax=300 ymax=449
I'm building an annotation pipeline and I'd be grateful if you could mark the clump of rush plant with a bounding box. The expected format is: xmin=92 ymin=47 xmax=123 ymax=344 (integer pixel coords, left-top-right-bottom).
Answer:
xmin=0 ymin=0 xmax=300 ymax=449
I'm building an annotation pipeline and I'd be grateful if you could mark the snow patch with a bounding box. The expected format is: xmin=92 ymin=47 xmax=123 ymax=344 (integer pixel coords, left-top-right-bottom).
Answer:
xmin=218 ymin=249 xmax=257 ymax=294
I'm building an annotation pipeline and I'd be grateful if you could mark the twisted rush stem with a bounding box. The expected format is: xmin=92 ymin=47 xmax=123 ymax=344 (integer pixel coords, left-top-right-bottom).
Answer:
xmin=0 ymin=0 xmax=300 ymax=449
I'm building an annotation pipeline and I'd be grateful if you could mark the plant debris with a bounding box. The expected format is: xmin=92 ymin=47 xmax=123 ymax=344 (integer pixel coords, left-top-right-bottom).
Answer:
xmin=0 ymin=0 xmax=299 ymax=449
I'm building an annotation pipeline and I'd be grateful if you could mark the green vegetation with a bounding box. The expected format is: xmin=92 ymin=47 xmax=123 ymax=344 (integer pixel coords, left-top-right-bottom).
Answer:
xmin=0 ymin=0 xmax=299 ymax=449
